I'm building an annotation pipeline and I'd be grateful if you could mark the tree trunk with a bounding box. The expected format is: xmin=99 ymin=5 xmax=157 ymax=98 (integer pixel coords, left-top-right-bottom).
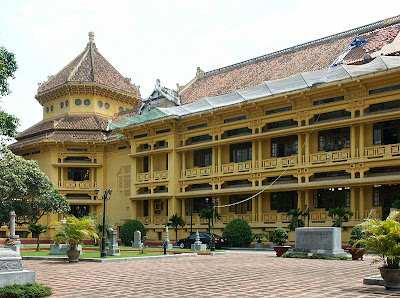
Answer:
xmin=36 ymin=236 xmax=40 ymax=251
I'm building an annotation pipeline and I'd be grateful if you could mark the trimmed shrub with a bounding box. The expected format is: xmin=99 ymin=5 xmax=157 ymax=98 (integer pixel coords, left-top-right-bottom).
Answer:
xmin=119 ymin=220 xmax=146 ymax=246
xmin=222 ymin=219 xmax=253 ymax=247
xmin=271 ymin=227 xmax=288 ymax=246
xmin=0 ymin=283 xmax=52 ymax=298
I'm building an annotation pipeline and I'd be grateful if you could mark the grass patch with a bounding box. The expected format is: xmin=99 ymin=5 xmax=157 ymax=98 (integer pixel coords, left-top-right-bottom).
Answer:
xmin=0 ymin=283 xmax=51 ymax=298
xmin=282 ymin=252 xmax=350 ymax=260
xmin=20 ymin=250 xmax=168 ymax=258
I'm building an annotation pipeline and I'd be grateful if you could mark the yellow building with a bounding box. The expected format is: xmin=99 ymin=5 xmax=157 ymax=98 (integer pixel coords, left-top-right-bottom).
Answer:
xmin=7 ymin=17 xmax=400 ymax=244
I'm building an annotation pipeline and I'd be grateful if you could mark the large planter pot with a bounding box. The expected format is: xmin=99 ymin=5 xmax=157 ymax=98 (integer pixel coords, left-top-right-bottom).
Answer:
xmin=67 ymin=249 xmax=80 ymax=263
xmin=379 ymin=267 xmax=400 ymax=290
xmin=349 ymin=248 xmax=364 ymax=260
xmin=273 ymin=246 xmax=290 ymax=257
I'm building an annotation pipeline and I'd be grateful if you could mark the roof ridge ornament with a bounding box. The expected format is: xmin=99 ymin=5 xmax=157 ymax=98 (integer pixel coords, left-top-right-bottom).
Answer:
xmin=89 ymin=32 xmax=95 ymax=43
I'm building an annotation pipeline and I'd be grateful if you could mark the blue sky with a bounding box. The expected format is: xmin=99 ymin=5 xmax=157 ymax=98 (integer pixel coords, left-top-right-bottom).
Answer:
xmin=0 ymin=0 xmax=398 ymax=132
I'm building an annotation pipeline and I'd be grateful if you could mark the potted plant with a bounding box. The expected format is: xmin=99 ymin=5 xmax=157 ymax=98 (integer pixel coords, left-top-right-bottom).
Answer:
xmin=348 ymin=225 xmax=366 ymax=260
xmin=52 ymin=215 xmax=99 ymax=262
xmin=353 ymin=210 xmax=400 ymax=290
xmin=271 ymin=227 xmax=290 ymax=257
xmin=253 ymin=233 xmax=266 ymax=248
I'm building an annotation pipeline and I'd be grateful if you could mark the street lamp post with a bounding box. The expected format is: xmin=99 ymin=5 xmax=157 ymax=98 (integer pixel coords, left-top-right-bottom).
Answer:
xmin=206 ymin=197 xmax=219 ymax=252
xmin=304 ymin=204 xmax=313 ymax=227
xmin=95 ymin=188 xmax=112 ymax=258
xmin=190 ymin=198 xmax=193 ymax=235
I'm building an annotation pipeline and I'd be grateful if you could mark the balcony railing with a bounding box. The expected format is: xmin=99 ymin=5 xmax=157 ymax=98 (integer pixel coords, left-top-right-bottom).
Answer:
xmin=261 ymin=156 xmax=297 ymax=170
xmin=61 ymin=181 xmax=95 ymax=189
xmin=137 ymin=170 xmax=168 ymax=182
xmin=136 ymin=216 xmax=168 ymax=225
xmin=309 ymin=149 xmax=350 ymax=164
xmin=364 ymin=143 xmax=400 ymax=159
xmin=182 ymin=166 xmax=213 ymax=178
xmin=221 ymin=161 xmax=252 ymax=174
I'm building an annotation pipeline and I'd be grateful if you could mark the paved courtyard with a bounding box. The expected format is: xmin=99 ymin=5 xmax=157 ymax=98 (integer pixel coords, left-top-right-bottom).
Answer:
xmin=23 ymin=251 xmax=400 ymax=297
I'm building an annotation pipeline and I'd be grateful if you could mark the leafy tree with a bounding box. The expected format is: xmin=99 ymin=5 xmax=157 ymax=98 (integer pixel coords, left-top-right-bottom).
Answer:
xmin=199 ymin=207 xmax=221 ymax=233
xmin=0 ymin=145 xmax=70 ymax=226
xmin=328 ymin=206 xmax=354 ymax=227
xmin=119 ymin=220 xmax=146 ymax=246
xmin=28 ymin=223 xmax=48 ymax=251
xmin=287 ymin=208 xmax=306 ymax=231
xmin=0 ymin=46 xmax=19 ymax=141
xmin=0 ymin=46 xmax=17 ymax=97
xmin=222 ymin=219 xmax=253 ymax=247
xmin=167 ymin=213 xmax=185 ymax=244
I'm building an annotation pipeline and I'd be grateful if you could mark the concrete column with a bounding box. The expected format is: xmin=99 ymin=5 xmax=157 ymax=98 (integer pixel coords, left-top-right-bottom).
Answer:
xmin=297 ymin=191 xmax=304 ymax=209
xmin=181 ymin=199 xmax=186 ymax=218
xmin=298 ymin=133 xmax=303 ymax=164
xmin=251 ymin=141 xmax=256 ymax=170
xmin=131 ymin=200 xmax=137 ymax=219
xmin=218 ymin=146 xmax=222 ymax=173
xmin=359 ymin=187 xmax=365 ymax=221
xmin=252 ymin=197 xmax=256 ymax=222
xmin=258 ymin=195 xmax=262 ymax=223
xmin=9 ymin=211 xmax=16 ymax=238
xmin=305 ymin=133 xmax=309 ymax=165
xmin=182 ymin=152 xmax=186 ymax=177
xmin=359 ymin=125 xmax=365 ymax=159
xmin=350 ymin=187 xmax=356 ymax=217
xmin=350 ymin=125 xmax=356 ymax=159
xmin=305 ymin=190 xmax=311 ymax=208
xmin=150 ymin=200 xmax=154 ymax=224
xmin=258 ymin=140 xmax=262 ymax=169
xmin=212 ymin=147 xmax=216 ymax=174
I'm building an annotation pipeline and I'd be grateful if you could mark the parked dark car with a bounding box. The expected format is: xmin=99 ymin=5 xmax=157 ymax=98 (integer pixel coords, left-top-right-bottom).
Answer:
xmin=177 ymin=232 xmax=228 ymax=249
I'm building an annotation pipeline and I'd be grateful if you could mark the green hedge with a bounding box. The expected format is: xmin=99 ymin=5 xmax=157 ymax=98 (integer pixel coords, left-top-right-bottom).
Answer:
xmin=0 ymin=283 xmax=51 ymax=298
xmin=119 ymin=220 xmax=147 ymax=246
xmin=222 ymin=219 xmax=253 ymax=247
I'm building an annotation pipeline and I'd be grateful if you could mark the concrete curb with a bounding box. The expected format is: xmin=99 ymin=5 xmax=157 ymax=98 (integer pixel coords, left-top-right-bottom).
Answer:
xmin=22 ymin=253 xmax=198 ymax=263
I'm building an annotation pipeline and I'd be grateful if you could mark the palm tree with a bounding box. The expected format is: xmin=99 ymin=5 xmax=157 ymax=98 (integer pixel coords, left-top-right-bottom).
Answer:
xmin=28 ymin=223 xmax=48 ymax=251
xmin=328 ymin=207 xmax=354 ymax=227
xmin=199 ymin=207 xmax=221 ymax=233
xmin=287 ymin=208 xmax=306 ymax=231
xmin=167 ymin=213 xmax=185 ymax=244
xmin=53 ymin=215 xmax=99 ymax=251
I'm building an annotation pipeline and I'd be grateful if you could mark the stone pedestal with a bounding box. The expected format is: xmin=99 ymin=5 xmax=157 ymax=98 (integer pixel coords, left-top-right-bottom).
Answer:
xmin=294 ymin=227 xmax=346 ymax=256
xmin=50 ymin=244 xmax=82 ymax=255
xmin=255 ymin=243 xmax=265 ymax=248
xmin=191 ymin=231 xmax=206 ymax=251
xmin=164 ymin=226 xmax=173 ymax=249
xmin=132 ymin=230 xmax=144 ymax=249
xmin=4 ymin=245 xmax=20 ymax=254
xmin=107 ymin=228 xmax=121 ymax=256
xmin=0 ymin=248 xmax=35 ymax=287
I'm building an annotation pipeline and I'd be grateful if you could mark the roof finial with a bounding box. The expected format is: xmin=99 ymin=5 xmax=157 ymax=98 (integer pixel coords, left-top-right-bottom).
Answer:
xmin=88 ymin=32 xmax=95 ymax=43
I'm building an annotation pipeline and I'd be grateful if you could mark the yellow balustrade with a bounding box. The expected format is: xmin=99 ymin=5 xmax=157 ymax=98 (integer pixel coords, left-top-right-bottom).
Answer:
xmin=137 ymin=172 xmax=151 ymax=182
xmin=183 ymin=166 xmax=212 ymax=178
xmin=310 ymin=150 xmax=350 ymax=164
xmin=309 ymin=211 xmax=328 ymax=222
xmin=261 ymin=213 xmax=278 ymax=223
xmin=63 ymin=181 xmax=93 ymax=189
xmin=364 ymin=145 xmax=386 ymax=158
xmin=153 ymin=216 xmax=168 ymax=225
xmin=136 ymin=217 xmax=150 ymax=224
xmin=154 ymin=170 xmax=168 ymax=180
xmin=262 ymin=159 xmax=278 ymax=169
xmin=221 ymin=161 xmax=251 ymax=174
xmin=137 ymin=171 xmax=168 ymax=182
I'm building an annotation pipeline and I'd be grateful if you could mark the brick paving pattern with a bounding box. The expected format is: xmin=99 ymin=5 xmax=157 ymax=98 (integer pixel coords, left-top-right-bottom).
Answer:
xmin=23 ymin=252 xmax=400 ymax=297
